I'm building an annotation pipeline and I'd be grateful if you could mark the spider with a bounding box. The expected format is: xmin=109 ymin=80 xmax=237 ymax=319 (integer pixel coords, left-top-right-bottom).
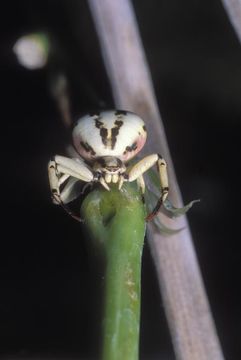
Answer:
xmin=48 ymin=110 xmax=169 ymax=222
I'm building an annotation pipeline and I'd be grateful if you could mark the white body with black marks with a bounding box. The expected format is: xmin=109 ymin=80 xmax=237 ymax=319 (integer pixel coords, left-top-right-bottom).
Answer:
xmin=48 ymin=110 xmax=169 ymax=221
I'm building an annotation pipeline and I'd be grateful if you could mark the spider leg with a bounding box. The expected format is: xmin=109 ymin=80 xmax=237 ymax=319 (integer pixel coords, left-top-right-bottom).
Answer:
xmin=136 ymin=174 xmax=145 ymax=193
xmin=60 ymin=177 xmax=82 ymax=204
xmin=48 ymin=155 xmax=94 ymax=221
xmin=146 ymin=156 xmax=168 ymax=221
xmin=136 ymin=175 xmax=145 ymax=203
xmin=126 ymin=154 xmax=169 ymax=221
xmin=54 ymin=155 xmax=94 ymax=182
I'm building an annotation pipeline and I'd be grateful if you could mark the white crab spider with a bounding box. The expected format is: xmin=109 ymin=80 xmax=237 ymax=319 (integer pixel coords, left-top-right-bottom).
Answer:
xmin=48 ymin=110 xmax=169 ymax=221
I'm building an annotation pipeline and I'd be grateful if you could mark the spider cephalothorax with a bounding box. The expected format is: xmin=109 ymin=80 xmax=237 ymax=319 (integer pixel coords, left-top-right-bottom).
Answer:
xmin=48 ymin=110 xmax=169 ymax=221
xmin=92 ymin=156 xmax=126 ymax=190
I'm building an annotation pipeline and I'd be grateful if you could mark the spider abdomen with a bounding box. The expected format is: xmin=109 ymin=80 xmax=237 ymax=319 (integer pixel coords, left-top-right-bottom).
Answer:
xmin=72 ymin=110 xmax=147 ymax=162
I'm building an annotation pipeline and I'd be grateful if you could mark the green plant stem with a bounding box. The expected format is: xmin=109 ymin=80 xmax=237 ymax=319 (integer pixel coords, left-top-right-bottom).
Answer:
xmin=81 ymin=183 xmax=146 ymax=360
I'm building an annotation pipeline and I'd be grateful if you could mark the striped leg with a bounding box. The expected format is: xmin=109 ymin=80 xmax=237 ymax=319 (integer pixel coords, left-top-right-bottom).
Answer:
xmin=48 ymin=155 xmax=94 ymax=221
xmin=127 ymin=154 xmax=169 ymax=221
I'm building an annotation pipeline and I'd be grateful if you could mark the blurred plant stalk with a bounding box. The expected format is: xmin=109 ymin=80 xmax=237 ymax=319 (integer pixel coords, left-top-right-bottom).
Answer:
xmin=221 ymin=0 xmax=241 ymax=43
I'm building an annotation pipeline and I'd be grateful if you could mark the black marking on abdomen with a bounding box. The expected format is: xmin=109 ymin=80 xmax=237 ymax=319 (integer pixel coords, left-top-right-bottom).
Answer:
xmin=80 ymin=141 xmax=96 ymax=155
xmin=94 ymin=118 xmax=109 ymax=147
xmin=124 ymin=142 xmax=137 ymax=154
xmin=100 ymin=128 xmax=108 ymax=146
xmin=115 ymin=110 xmax=127 ymax=116
xmin=95 ymin=118 xmax=104 ymax=129
xmin=111 ymin=119 xmax=124 ymax=149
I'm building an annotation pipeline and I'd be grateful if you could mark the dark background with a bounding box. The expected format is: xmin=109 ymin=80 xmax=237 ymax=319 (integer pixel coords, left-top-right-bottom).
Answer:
xmin=1 ymin=0 xmax=241 ymax=359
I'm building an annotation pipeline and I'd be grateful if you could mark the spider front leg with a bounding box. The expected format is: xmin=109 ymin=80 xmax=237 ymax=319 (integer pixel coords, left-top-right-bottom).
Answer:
xmin=127 ymin=154 xmax=169 ymax=222
xmin=48 ymin=155 xmax=94 ymax=221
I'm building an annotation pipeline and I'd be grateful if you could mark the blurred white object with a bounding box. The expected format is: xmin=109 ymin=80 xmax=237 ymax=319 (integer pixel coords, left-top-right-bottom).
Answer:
xmin=13 ymin=33 xmax=49 ymax=70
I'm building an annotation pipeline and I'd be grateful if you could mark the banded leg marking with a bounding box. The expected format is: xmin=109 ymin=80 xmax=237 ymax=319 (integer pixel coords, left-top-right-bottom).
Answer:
xmin=126 ymin=154 xmax=169 ymax=221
